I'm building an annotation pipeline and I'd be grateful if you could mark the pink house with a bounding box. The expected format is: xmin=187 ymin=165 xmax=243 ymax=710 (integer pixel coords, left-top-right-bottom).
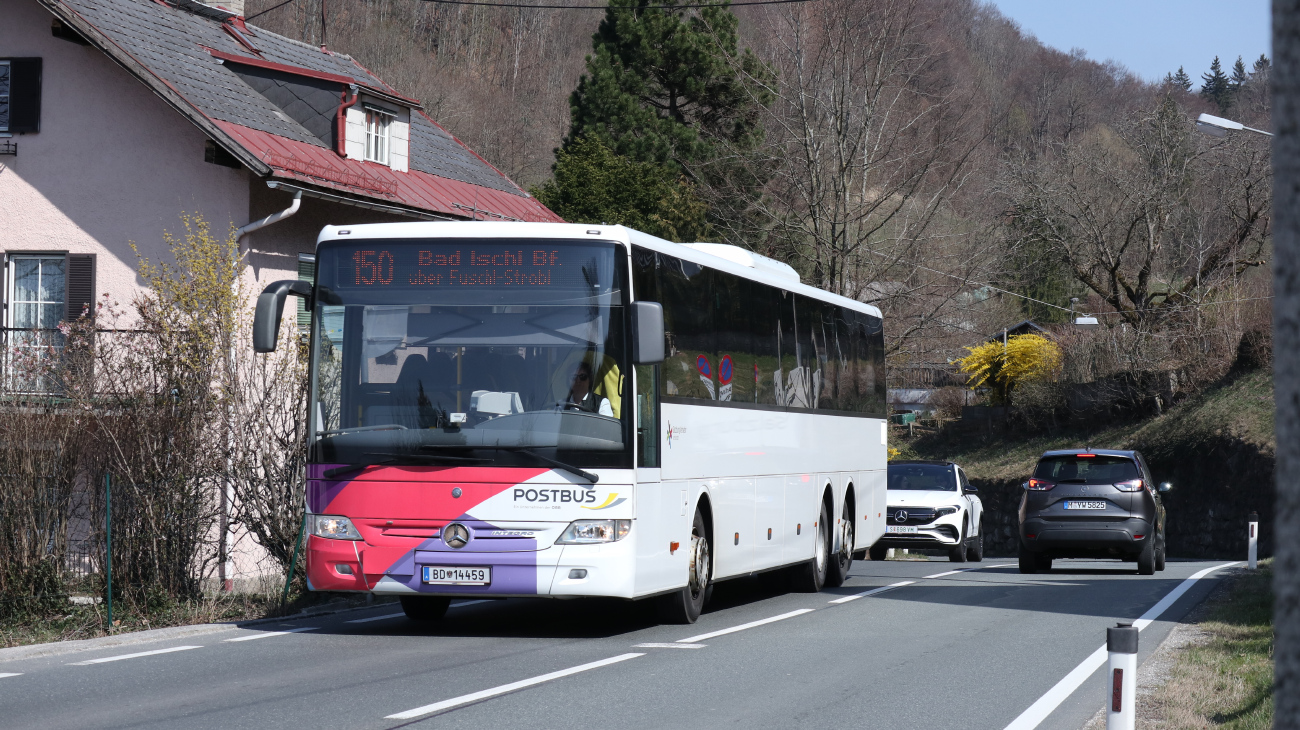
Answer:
xmin=1 ymin=0 xmax=563 ymax=360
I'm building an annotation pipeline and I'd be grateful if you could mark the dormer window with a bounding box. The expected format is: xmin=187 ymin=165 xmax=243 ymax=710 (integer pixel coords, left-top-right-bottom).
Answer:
xmin=363 ymin=103 xmax=396 ymax=165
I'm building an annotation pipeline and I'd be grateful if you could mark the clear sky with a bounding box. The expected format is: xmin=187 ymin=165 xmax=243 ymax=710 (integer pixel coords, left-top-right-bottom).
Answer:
xmin=985 ymin=1 xmax=1271 ymax=87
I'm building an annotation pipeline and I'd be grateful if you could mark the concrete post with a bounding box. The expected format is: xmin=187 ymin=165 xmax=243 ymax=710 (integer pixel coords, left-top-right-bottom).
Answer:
xmin=1275 ymin=2 xmax=1300 ymax=722
xmin=1106 ymin=622 xmax=1138 ymax=730
xmin=1249 ymin=511 xmax=1260 ymax=570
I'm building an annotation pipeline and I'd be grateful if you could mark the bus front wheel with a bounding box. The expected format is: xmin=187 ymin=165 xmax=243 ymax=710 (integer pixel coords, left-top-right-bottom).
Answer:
xmin=400 ymin=595 xmax=451 ymax=621
xmin=657 ymin=509 xmax=711 ymax=624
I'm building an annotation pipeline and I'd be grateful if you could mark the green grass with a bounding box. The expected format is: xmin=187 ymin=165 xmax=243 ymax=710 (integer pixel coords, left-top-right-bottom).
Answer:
xmin=1153 ymin=560 xmax=1274 ymax=728
xmin=899 ymin=369 xmax=1275 ymax=482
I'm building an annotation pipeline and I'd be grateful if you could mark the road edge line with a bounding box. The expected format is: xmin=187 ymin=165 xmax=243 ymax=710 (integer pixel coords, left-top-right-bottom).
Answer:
xmin=1001 ymin=561 xmax=1241 ymax=730
xmin=829 ymin=581 xmax=915 ymax=604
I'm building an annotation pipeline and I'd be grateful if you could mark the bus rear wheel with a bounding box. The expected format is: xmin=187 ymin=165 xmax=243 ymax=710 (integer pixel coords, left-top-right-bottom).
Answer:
xmin=657 ymin=509 xmax=711 ymax=624
xmin=791 ymin=501 xmax=831 ymax=592
xmin=826 ymin=501 xmax=853 ymax=588
xmin=400 ymin=595 xmax=451 ymax=621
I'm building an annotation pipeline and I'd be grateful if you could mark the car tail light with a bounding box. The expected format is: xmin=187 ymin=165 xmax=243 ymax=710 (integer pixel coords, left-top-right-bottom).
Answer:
xmin=1133 ymin=534 xmax=1145 ymax=540
xmin=1114 ymin=479 xmax=1144 ymax=492
xmin=1026 ymin=478 xmax=1055 ymax=491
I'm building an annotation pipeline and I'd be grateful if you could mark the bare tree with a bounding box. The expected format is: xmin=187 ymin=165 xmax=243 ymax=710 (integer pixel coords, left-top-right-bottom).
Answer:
xmin=712 ymin=0 xmax=1000 ymax=361
xmin=1003 ymin=96 xmax=1271 ymax=331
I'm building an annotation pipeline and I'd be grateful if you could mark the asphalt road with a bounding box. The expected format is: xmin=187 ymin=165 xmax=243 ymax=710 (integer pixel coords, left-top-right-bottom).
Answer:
xmin=0 ymin=558 xmax=1238 ymax=730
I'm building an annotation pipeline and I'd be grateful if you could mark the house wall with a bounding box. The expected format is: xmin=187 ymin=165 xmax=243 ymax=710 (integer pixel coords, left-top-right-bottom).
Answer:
xmin=0 ymin=0 xmax=251 ymax=314
xmin=0 ymin=2 xmax=414 ymax=587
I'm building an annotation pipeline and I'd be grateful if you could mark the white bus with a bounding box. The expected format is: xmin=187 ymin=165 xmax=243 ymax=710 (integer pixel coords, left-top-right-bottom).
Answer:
xmin=253 ymin=222 xmax=887 ymax=623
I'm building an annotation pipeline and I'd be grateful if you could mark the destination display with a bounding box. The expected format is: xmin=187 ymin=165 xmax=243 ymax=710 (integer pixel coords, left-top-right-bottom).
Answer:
xmin=326 ymin=240 xmax=616 ymax=292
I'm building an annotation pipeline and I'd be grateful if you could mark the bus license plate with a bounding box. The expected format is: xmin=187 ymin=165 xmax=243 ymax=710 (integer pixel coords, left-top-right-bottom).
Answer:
xmin=422 ymin=566 xmax=491 ymax=585
xmin=885 ymin=526 xmax=918 ymax=534
xmin=1065 ymin=501 xmax=1106 ymax=510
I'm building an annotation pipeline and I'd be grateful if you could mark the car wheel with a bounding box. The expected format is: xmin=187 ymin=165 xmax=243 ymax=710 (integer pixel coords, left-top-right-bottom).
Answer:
xmin=948 ymin=522 xmax=968 ymax=563
xmin=1137 ymin=536 xmax=1156 ymax=575
xmin=1155 ymin=536 xmax=1167 ymax=571
xmin=1018 ymin=541 xmax=1037 ymax=574
xmin=967 ymin=523 xmax=984 ymax=562
xmin=657 ymin=509 xmax=712 ymax=624
xmin=400 ymin=595 xmax=451 ymax=621
xmin=826 ymin=501 xmax=854 ymax=588
xmin=1035 ymin=554 xmax=1053 ymax=571
xmin=869 ymin=544 xmax=888 ymax=561
xmin=791 ymin=501 xmax=831 ymax=592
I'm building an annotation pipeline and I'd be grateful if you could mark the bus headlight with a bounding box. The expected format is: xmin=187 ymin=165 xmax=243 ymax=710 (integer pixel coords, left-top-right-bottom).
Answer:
xmin=310 ymin=514 xmax=363 ymax=540
xmin=556 ymin=520 xmax=631 ymax=544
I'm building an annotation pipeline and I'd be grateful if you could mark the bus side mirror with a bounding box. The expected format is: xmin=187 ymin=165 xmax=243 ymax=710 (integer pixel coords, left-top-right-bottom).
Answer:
xmin=253 ymin=280 xmax=313 ymax=353
xmin=633 ymin=301 xmax=665 ymax=365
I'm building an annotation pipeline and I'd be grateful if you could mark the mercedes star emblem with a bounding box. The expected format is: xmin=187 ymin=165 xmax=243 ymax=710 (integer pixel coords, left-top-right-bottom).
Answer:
xmin=444 ymin=522 xmax=470 ymax=549
xmin=893 ymin=510 xmax=909 ymax=523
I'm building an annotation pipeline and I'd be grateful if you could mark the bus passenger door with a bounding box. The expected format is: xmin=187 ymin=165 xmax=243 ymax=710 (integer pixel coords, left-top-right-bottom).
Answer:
xmin=711 ymin=478 xmax=755 ymax=579
xmin=754 ymin=476 xmax=784 ymax=571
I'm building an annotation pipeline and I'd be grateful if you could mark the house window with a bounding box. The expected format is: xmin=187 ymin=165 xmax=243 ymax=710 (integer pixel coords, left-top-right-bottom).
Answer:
xmin=0 ymin=58 xmax=42 ymax=134
xmin=3 ymin=253 xmax=95 ymax=393
xmin=6 ymin=255 xmax=65 ymax=391
xmin=364 ymin=110 xmax=389 ymax=164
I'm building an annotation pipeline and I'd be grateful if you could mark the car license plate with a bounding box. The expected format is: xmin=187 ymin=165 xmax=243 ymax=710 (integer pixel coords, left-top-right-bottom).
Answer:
xmin=885 ymin=525 xmax=918 ymax=534
xmin=422 ymin=566 xmax=491 ymax=585
xmin=1065 ymin=501 xmax=1107 ymax=510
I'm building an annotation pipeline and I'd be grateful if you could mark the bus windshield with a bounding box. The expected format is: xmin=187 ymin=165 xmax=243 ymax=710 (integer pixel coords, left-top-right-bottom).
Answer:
xmin=308 ymin=238 xmax=632 ymax=470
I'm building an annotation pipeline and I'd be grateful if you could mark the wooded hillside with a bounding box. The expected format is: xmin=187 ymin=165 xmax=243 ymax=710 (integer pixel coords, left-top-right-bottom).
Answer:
xmin=244 ymin=0 xmax=1272 ymax=392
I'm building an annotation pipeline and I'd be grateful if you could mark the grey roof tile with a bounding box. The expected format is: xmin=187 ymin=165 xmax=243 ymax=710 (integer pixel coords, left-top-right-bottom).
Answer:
xmin=56 ymin=0 xmax=527 ymax=196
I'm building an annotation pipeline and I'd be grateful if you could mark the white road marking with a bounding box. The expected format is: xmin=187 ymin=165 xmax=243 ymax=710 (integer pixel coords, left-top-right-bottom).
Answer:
xmin=68 ymin=645 xmax=202 ymax=665
xmin=0 ymin=673 xmax=23 ymax=679
xmin=925 ymin=563 xmax=1016 ymax=579
xmin=346 ymin=612 xmax=405 ymax=624
xmin=1002 ymin=561 xmax=1241 ymax=730
xmin=224 ymin=627 xmax=318 ymax=642
xmin=829 ymin=581 xmax=915 ymax=604
xmin=634 ymin=642 xmax=707 ymax=649
xmin=676 ymin=609 xmax=815 ymax=643
xmin=450 ymin=599 xmax=493 ymax=608
xmin=385 ymin=653 xmax=644 ymax=720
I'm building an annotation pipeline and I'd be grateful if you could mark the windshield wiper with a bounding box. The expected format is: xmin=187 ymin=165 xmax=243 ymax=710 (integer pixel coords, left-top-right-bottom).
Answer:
xmin=318 ymin=424 xmax=408 ymax=437
xmin=419 ymin=445 xmax=599 ymax=484
xmin=322 ymin=452 xmax=487 ymax=479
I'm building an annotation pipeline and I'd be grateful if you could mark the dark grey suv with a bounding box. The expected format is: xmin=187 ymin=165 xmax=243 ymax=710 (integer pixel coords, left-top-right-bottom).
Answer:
xmin=1018 ymin=449 xmax=1170 ymax=575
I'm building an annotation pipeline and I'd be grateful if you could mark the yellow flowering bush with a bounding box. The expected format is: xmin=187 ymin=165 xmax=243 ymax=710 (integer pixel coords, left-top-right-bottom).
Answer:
xmin=956 ymin=334 xmax=1062 ymax=404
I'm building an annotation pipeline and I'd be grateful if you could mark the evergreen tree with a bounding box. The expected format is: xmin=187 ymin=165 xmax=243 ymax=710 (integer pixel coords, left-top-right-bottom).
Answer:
xmin=1252 ymin=54 xmax=1271 ymax=80
xmin=1200 ymin=56 xmax=1232 ymax=113
xmin=532 ymin=136 xmax=710 ymax=242
xmin=565 ymin=0 xmax=773 ymax=171
xmin=1164 ymin=66 xmax=1193 ymax=92
xmin=1231 ymin=55 xmax=1248 ymax=90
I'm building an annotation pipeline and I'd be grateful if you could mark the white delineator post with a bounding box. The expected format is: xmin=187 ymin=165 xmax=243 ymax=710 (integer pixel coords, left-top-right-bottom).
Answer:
xmin=1107 ymin=621 xmax=1138 ymax=730
xmin=1248 ymin=511 xmax=1259 ymax=570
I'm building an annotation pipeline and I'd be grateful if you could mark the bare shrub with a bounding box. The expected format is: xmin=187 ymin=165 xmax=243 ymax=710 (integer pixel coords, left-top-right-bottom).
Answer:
xmin=929 ymin=386 xmax=968 ymax=421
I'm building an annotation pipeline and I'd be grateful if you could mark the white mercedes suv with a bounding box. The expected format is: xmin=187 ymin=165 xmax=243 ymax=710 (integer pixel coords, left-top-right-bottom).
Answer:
xmin=869 ymin=461 xmax=984 ymax=562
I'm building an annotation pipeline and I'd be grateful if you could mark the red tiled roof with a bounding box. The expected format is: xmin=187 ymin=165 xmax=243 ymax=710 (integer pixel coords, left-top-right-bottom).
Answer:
xmin=217 ymin=121 xmax=564 ymax=223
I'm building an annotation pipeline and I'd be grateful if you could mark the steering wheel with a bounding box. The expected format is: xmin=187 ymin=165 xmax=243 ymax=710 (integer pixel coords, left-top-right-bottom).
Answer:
xmin=557 ymin=401 xmax=584 ymax=412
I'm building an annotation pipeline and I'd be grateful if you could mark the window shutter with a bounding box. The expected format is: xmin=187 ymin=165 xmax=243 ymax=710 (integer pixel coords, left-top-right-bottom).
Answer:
xmin=297 ymin=254 xmax=315 ymax=336
xmin=64 ymin=254 xmax=95 ymax=321
xmin=8 ymin=58 xmax=42 ymax=134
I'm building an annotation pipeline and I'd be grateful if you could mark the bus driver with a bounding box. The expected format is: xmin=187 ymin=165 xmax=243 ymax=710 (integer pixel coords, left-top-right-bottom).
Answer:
xmin=564 ymin=360 xmax=613 ymax=417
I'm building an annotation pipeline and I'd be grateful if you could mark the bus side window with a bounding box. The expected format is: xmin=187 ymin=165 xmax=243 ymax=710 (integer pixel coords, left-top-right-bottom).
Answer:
xmin=659 ymin=255 xmax=715 ymax=400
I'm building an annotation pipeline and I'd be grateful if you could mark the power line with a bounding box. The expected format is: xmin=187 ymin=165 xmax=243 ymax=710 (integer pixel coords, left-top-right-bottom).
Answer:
xmin=249 ymin=0 xmax=810 ymax=23
xmin=418 ymin=0 xmax=813 ymax=9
